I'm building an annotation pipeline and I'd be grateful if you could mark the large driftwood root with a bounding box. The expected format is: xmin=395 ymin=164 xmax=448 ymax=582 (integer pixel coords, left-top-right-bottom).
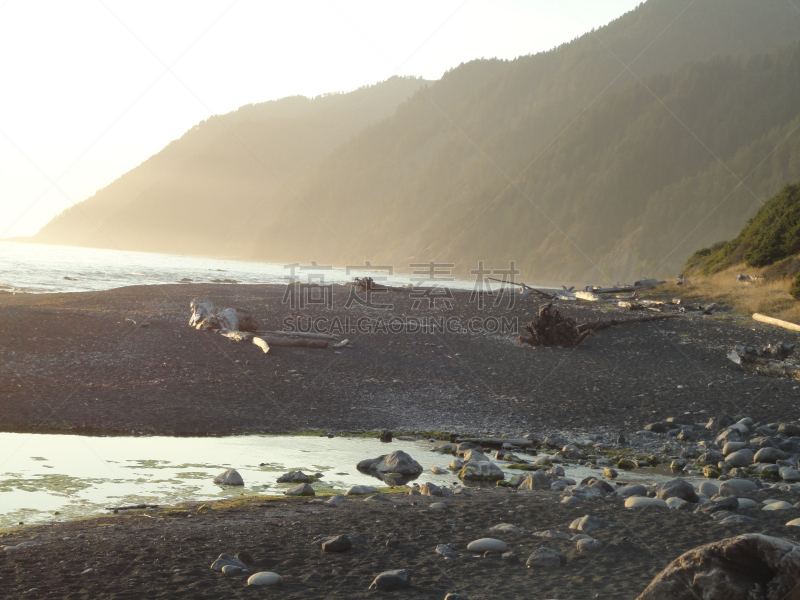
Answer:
xmin=518 ymin=303 xmax=678 ymax=347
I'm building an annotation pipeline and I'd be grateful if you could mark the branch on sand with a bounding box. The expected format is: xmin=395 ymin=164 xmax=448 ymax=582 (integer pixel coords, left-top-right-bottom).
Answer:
xmin=518 ymin=302 xmax=679 ymax=347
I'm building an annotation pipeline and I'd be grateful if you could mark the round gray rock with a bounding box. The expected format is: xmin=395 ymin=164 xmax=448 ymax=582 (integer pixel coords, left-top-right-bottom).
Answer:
xmin=467 ymin=538 xmax=508 ymax=553
xmin=247 ymin=572 xmax=283 ymax=586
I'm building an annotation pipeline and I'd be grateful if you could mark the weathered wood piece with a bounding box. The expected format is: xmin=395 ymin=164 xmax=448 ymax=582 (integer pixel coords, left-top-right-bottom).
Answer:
xmin=753 ymin=313 xmax=800 ymax=332
xmin=189 ymin=298 xmax=259 ymax=331
xmin=575 ymin=291 xmax=601 ymax=302
xmin=519 ymin=303 xmax=679 ymax=347
xmin=585 ymin=279 xmax=666 ymax=294
xmin=252 ymin=336 xmax=270 ymax=354
xmin=220 ymin=330 xmax=253 ymax=342
xmin=728 ymin=343 xmax=800 ymax=380
xmin=260 ymin=336 xmax=328 ymax=349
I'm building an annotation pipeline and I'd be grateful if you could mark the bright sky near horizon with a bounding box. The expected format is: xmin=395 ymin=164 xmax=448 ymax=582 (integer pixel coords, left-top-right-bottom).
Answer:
xmin=0 ymin=0 xmax=640 ymax=239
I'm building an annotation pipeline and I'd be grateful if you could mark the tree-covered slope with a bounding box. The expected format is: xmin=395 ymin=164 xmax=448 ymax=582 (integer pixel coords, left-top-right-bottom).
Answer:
xmin=30 ymin=0 xmax=800 ymax=284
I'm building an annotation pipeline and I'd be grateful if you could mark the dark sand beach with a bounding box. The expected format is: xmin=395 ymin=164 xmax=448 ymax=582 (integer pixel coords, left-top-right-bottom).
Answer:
xmin=0 ymin=284 xmax=798 ymax=437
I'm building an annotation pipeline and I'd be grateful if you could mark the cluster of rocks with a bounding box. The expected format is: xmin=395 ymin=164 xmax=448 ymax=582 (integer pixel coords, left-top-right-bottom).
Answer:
xmin=638 ymin=415 xmax=800 ymax=482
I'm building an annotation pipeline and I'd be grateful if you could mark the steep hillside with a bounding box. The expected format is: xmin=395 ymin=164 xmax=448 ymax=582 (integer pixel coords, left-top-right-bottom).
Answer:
xmin=257 ymin=38 xmax=800 ymax=282
xmin=33 ymin=76 xmax=429 ymax=256
xmin=670 ymin=183 xmax=800 ymax=322
xmin=30 ymin=0 xmax=800 ymax=284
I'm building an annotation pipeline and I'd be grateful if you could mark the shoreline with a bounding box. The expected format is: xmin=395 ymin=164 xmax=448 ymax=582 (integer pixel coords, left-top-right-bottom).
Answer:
xmin=2 ymin=474 xmax=798 ymax=599
xmin=1 ymin=283 xmax=799 ymax=438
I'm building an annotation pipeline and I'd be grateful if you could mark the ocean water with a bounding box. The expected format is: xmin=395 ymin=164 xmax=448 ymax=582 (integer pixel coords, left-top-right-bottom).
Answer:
xmin=0 ymin=241 xmax=479 ymax=294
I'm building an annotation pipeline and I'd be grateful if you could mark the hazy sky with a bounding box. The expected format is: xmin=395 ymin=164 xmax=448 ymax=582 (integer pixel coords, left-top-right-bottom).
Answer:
xmin=0 ymin=0 xmax=641 ymax=238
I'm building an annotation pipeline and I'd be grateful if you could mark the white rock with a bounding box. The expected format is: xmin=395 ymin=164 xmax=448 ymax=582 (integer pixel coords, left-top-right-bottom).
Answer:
xmin=724 ymin=449 xmax=754 ymax=468
xmin=429 ymin=502 xmax=447 ymax=510
xmin=737 ymin=498 xmax=758 ymax=509
xmin=467 ymin=538 xmax=508 ymax=553
xmin=762 ymin=501 xmax=793 ymax=511
xmin=213 ymin=469 xmax=244 ymax=486
xmin=625 ymin=497 xmax=668 ymax=509
xmin=719 ymin=479 xmax=759 ymax=497
xmin=247 ymin=572 xmax=284 ymax=586
xmin=779 ymin=467 xmax=800 ymax=481
xmin=786 ymin=518 xmax=800 ymax=527
xmin=462 ymin=449 xmax=489 ymax=462
xmin=666 ymin=497 xmax=686 ymax=509
xmin=431 ymin=467 xmax=448 ymax=475
xmin=698 ymin=482 xmax=719 ymax=497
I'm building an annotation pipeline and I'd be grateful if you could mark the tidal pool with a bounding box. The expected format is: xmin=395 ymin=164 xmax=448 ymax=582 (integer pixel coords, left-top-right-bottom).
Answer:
xmin=0 ymin=433 xmax=695 ymax=528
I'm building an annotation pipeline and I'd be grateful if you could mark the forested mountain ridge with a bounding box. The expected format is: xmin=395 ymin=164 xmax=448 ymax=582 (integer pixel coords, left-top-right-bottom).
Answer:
xmin=32 ymin=76 xmax=429 ymax=256
xmin=30 ymin=0 xmax=800 ymax=284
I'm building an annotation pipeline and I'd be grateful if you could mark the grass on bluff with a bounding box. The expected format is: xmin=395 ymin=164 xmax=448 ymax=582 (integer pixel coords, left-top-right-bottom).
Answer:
xmin=660 ymin=265 xmax=800 ymax=324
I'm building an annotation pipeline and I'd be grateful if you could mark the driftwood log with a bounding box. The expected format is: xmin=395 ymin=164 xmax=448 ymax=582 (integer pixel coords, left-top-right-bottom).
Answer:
xmin=519 ymin=303 xmax=679 ymax=347
xmin=753 ymin=313 xmax=800 ymax=332
xmin=727 ymin=343 xmax=800 ymax=380
xmin=189 ymin=298 xmax=259 ymax=331
xmin=259 ymin=336 xmax=328 ymax=349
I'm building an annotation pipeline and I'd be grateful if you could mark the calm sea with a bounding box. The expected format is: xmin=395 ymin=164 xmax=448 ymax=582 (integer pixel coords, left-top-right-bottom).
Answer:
xmin=0 ymin=241 xmax=479 ymax=294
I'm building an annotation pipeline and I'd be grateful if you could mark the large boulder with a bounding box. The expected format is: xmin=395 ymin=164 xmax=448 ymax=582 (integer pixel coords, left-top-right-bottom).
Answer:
xmin=322 ymin=535 xmax=352 ymax=553
xmin=719 ymin=479 xmax=759 ymax=497
xmin=467 ymin=538 xmax=508 ymax=553
xmin=357 ymin=451 xmax=423 ymax=475
xmin=284 ymin=483 xmax=315 ymax=496
xmin=459 ymin=459 xmax=504 ymax=482
xmin=656 ymin=478 xmax=699 ymax=504
xmin=636 ymin=534 xmax=800 ymax=600
xmin=526 ymin=547 xmax=565 ymax=568
xmin=625 ymin=497 xmax=668 ymax=509
xmin=518 ymin=471 xmax=550 ymax=490
xmin=779 ymin=467 xmax=800 ymax=481
xmin=276 ymin=471 xmax=313 ymax=483
xmin=706 ymin=414 xmax=735 ymax=430
xmin=567 ymin=485 xmax=606 ymax=501
xmin=369 ymin=569 xmax=411 ymax=591
xmin=725 ymin=449 xmax=754 ymax=467
xmin=754 ymin=447 xmax=787 ymax=464
xmin=213 ymin=469 xmax=244 ymax=486
xmin=569 ymin=515 xmax=613 ymax=533
xmin=714 ymin=429 xmax=742 ymax=448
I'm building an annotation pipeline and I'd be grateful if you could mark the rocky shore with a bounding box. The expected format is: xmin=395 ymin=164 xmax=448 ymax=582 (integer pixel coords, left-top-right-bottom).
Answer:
xmin=3 ymin=283 xmax=800 ymax=597
xmin=1 ymin=465 xmax=798 ymax=599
